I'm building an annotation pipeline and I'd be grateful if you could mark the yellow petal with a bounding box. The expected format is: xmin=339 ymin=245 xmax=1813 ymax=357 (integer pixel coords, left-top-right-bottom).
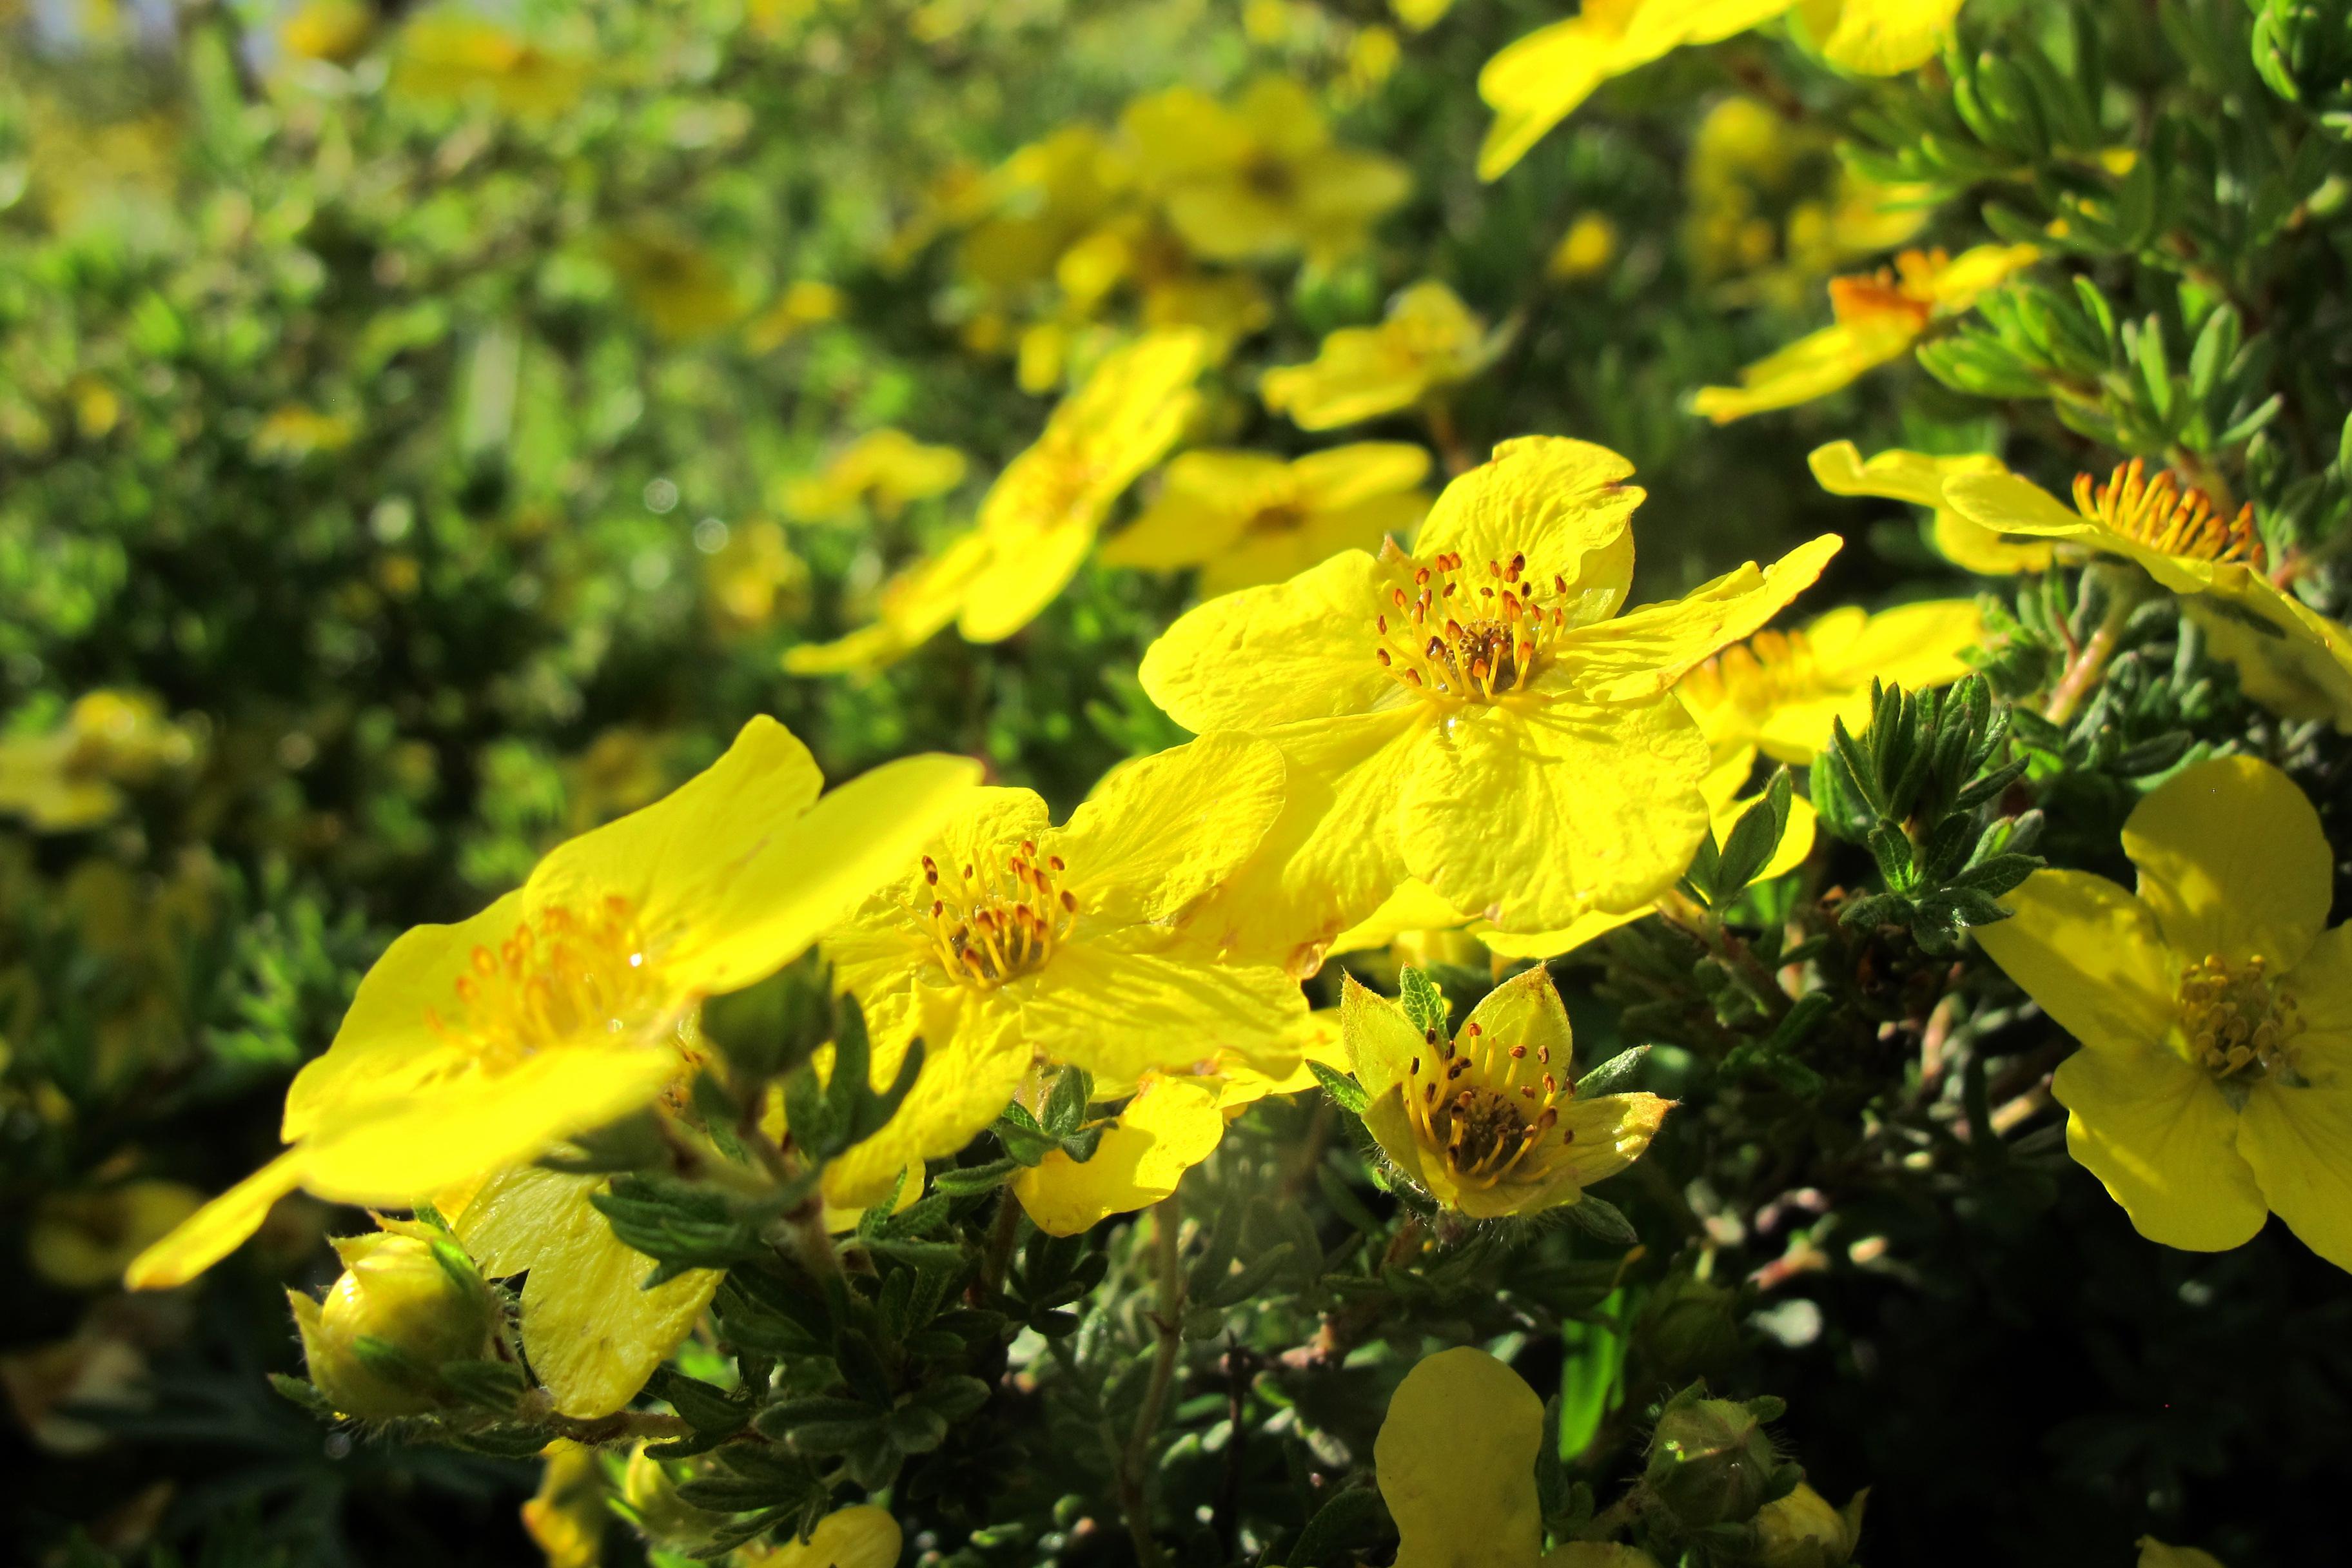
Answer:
xmin=1461 ymin=966 xmax=1576 ymax=1070
xmin=2195 ymin=574 xmax=2352 ymax=731
xmin=821 ymin=994 xmax=1031 ymax=1210
xmin=1139 ymin=550 xmax=1399 ymax=732
xmin=1401 ymin=697 xmax=1712 ymax=932
xmin=1972 ymin=870 xmax=2178 ymax=1056
xmin=124 ymin=1151 xmax=305 ymax=1289
xmin=1478 ymin=905 xmax=1648 ymax=961
xmin=2122 ymin=755 xmax=2331 ymax=971
xmin=782 ymin=529 xmax=994 ymax=675
xmin=1377 ymin=1346 xmax=1546 ymax=1568
xmin=1944 ymin=469 xmax=2213 ymax=595
xmin=1812 ymin=0 xmax=1963 ymax=73
xmin=458 ymin=1167 xmax=721 ymax=1419
xmin=744 ymin=1505 xmax=903 ymax=1568
xmin=297 ymin=1044 xmax=683 ymax=1204
xmin=2237 ymin=1046 xmax=2352 ymax=1272
xmin=521 ymin=1441 xmax=607 ymax=1568
xmin=1051 ymin=733 xmax=1286 ymax=926
xmin=1807 ymin=440 xmax=2050 ymax=575
xmin=1200 ymin=486 xmax=1431 ymax=596
xmin=1329 ymin=877 xmax=1475 ymax=955
xmin=2137 ymin=1542 xmax=2228 ymax=1568
xmin=954 ymin=521 xmax=1098 ymax=643
xmin=1692 ymin=318 xmax=1919 ymax=424
xmin=1099 ymin=449 xmax=1291 ymax=570
xmin=1553 ymin=1092 xmax=1674 ymax=1188
xmin=1012 ymin=940 xmax=1306 ymax=1087
xmin=1340 ymin=972 xmax=1428 ymax=1100
xmin=1014 ymin=1076 xmax=1228 ymax=1235
xmin=1291 ymin=442 xmax=1434 ymax=509
xmin=2050 ymin=1038 xmax=2266 ymax=1252
xmin=1558 ymin=534 xmax=1843 ymax=704
xmin=1415 ymin=437 xmax=1644 ymax=610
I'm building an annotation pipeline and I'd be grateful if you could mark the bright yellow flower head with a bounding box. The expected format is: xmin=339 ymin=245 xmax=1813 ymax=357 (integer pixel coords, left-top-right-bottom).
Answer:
xmin=1808 ymin=440 xmax=2054 ymax=574
xmin=1975 ymin=756 xmax=2352 ymax=1272
xmin=1945 ymin=458 xmax=2352 ymax=729
xmin=1343 ymin=968 xmax=1671 ymax=1217
xmin=1101 ymin=444 xmax=1433 ymax=595
xmin=1121 ymin=79 xmax=1411 ymax=266
xmin=1479 ymin=1 xmax=1963 ymax=181
xmin=1140 ymin=436 xmax=1839 ymax=972
xmin=781 ymin=430 xmax=970 ymax=526
xmin=957 ymin=126 xmax=1133 ymax=295
xmin=1377 ymin=1344 xmax=1664 ymax=1568
xmin=1013 ymin=1012 xmax=1346 ymax=1235
xmin=0 ymin=691 xmax=198 ymax=833
xmin=1262 ymin=282 xmax=1508 ymax=431
xmin=1692 ymin=244 xmax=2038 ymax=424
xmin=391 ymin=14 xmax=589 ymax=118
xmin=123 ymin=718 xmax=981 ymax=1293
xmin=820 ymin=735 xmax=1307 ymax=1208
xmin=1679 ymin=599 xmax=1986 ymax=766
xmin=785 ymin=329 xmax=1207 ymax=674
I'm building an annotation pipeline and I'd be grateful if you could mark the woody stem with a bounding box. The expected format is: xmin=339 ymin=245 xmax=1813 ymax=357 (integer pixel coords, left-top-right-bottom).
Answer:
xmin=2043 ymin=570 xmax=2140 ymax=727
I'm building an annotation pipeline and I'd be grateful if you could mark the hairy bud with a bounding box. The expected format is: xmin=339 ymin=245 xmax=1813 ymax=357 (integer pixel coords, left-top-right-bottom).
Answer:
xmin=289 ymin=1230 xmax=497 ymax=1418
xmin=1643 ymin=1391 xmax=1781 ymax=1529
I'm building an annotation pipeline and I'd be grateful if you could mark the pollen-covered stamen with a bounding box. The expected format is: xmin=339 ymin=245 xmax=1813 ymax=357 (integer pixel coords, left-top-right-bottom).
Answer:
xmin=2073 ymin=459 xmax=2262 ymax=568
xmin=921 ymin=840 xmax=1080 ymax=989
xmin=1400 ymin=1015 xmax=1578 ymax=1190
xmin=1373 ymin=549 xmax=1563 ymax=701
xmin=426 ymin=895 xmax=669 ymax=1072
xmin=1825 ymin=248 xmax=1943 ymax=331
xmin=2178 ymin=953 xmax=2300 ymax=1081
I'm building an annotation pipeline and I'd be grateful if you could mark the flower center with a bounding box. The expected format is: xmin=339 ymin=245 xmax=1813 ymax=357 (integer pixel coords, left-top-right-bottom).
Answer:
xmin=2073 ymin=459 xmax=2260 ymax=567
xmin=998 ymin=437 xmax=1103 ymax=533
xmin=1373 ymin=549 xmax=1568 ymax=701
xmin=1243 ymin=498 xmax=1309 ymax=536
xmin=2177 ymin=953 xmax=2300 ymax=1082
xmin=427 ymin=896 xmax=669 ymax=1073
xmin=1241 ymin=152 xmax=1297 ymax=202
xmin=921 ymin=839 xmax=1080 ymax=989
xmin=1682 ymin=627 xmax=1826 ymax=730
xmin=1400 ymin=1019 xmax=1576 ymax=1189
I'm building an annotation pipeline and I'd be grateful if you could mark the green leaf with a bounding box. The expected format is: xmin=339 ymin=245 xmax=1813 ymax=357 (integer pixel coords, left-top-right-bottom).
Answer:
xmin=1574 ymin=1046 xmax=1649 ymax=1098
xmin=1562 ymin=1195 xmax=1639 ymax=1248
xmin=1307 ymin=1059 xmax=1369 ymax=1116
xmin=1398 ymin=966 xmax=1449 ymax=1035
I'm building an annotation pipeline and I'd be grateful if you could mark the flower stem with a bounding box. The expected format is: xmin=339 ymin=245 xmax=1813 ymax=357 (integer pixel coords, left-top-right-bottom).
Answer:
xmin=1113 ymin=1199 xmax=1187 ymax=1568
xmin=2044 ymin=571 xmax=2140 ymax=726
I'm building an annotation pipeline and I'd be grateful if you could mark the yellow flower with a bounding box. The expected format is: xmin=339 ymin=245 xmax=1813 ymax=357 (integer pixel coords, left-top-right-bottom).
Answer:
xmin=392 ymin=14 xmax=589 ymax=118
xmin=820 ymin=735 xmax=1306 ymax=1208
xmin=287 ymin=1222 xmax=498 ymax=1418
xmin=1550 ymin=213 xmax=1622 ymax=281
xmin=1377 ymin=1344 xmax=1663 ymax=1567
xmin=1945 ymin=458 xmax=2352 ymax=728
xmin=706 ymin=520 xmax=811 ymax=632
xmin=1262 ymin=282 xmax=1509 ymax=431
xmin=785 ymin=329 xmax=1208 ymax=672
xmin=0 ymin=691 xmax=198 ymax=833
xmin=1478 ymin=1 xmax=1964 ymax=180
xmin=1101 ymin=444 xmax=1433 ymax=594
xmin=957 ymin=126 xmax=1132 ymax=295
xmin=602 ymin=230 xmax=747 ymax=341
xmin=1342 ymin=967 xmax=1671 ymax=1217
xmin=1807 ymin=440 xmax=2054 ymax=574
xmin=735 ymin=1505 xmax=901 ymax=1568
xmin=1678 ymin=600 xmax=1987 ymax=767
xmin=1754 ymin=1482 xmax=1866 ymax=1567
xmin=1692 ymin=245 xmax=2039 ymax=424
xmin=1393 ymin=0 xmax=1456 ymax=30
xmin=522 ymin=1442 xmax=607 ymax=1568
xmin=1013 ymin=1012 xmax=1346 ymax=1235
xmin=252 ymin=406 xmax=360 ymax=462
xmin=781 ymin=430 xmax=970 ymax=526
xmin=28 ymin=1181 xmax=204 ymax=1291
xmin=2139 ymin=1540 xmax=2227 ymax=1568
xmin=280 ymin=0 xmax=373 ymax=64
xmin=1974 ymin=755 xmax=2352 ymax=1271
xmin=1139 ymin=436 xmax=1839 ymax=973
xmin=124 ymin=718 xmax=981 ymax=1292
xmin=1122 ymin=78 xmax=1411 ymax=266
xmin=743 ymin=279 xmax=847 ymax=353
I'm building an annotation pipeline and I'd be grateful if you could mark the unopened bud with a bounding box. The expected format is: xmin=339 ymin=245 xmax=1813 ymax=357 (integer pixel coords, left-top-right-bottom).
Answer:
xmin=289 ymin=1231 xmax=496 ymax=1418
xmin=1643 ymin=1393 xmax=1779 ymax=1529
xmin=1755 ymin=1482 xmax=1864 ymax=1568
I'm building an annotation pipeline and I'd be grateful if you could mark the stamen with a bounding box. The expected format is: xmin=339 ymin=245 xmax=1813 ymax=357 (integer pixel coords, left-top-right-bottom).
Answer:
xmin=2073 ymin=458 xmax=2262 ymax=567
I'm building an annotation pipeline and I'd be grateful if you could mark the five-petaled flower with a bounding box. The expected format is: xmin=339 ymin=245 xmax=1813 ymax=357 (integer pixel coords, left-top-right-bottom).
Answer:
xmin=1976 ymin=755 xmax=2352 ymax=1272
xmin=1101 ymin=442 xmax=1433 ymax=594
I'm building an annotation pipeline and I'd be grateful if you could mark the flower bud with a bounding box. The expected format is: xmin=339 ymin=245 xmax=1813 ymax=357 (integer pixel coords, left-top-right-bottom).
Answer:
xmin=1754 ymin=1483 xmax=1864 ymax=1568
xmin=289 ymin=1230 xmax=496 ymax=1418
xmin=622 ymin=1444 xmax=725 ymax=1549
xmin=1643 ymin=1393 xmax=1779 ymax=1529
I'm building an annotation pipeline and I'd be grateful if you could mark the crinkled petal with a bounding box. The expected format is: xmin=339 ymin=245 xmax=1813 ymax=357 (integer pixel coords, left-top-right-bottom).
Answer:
xmin=1139 ymin=550 xmax=1401 ymax=731
xmin=1377 ymin=1346 xmax=1546 ymax=1568
xmin=2196 ymin=574 xmax=2352 ymax=732
xmin=1329 ymin=877 xmax=1474 ymax=956
xmin=1972 ymin=870 xmax=2178 ymax=1055
xmin=1553 ymin=1092 xmax=1674 ymax=1187
xmin=1556 ymin=534 xmax=1843 ymax=703
xmin=1014 ymin=1076 xmax=1227 ymax=1235
xmin=2122 ymin=755 xmax=2331 ymax=972
xmin=1415 ymin=437 xmax=1643 ymax=609
xmin=2050 ymin=1036 xmax=2266 ymax=1251
xmin=124 ymin=1152 xmax=304 ymax=1289
xmin=1012 ymin=941 xmax=1305 ymax=1086
xmin=457 ymin=1166 xmax=720 ymax=1418
xmin=1402 ymin=698 xmax=1711 ymax=931
xmin=1052 ymin=733 xmax=1286 ymax=926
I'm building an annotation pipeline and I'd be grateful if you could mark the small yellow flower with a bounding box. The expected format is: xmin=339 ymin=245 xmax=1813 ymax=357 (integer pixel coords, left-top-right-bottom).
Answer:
xmin=735 ymin=1505 xmax=901 ymax=1568
xmin=0 ymin=691 xmax=198 ymax=833
xmin=781 ymin=430 xmax=970 ymax=527
xmin=522 ymin=1442 xmax=607 ymax=1568
xmin=785 ymin=329 xmax=1207 ymax=672
xmin=252 ymin=406 xmax=360 ymax=462
xmin=1393 ymin=0 xmax=1456 ymax=30
xmin=956 ymin=126 xmax=1132 ymax=295
xmin=280 ymin=0 xmax=373 ymax=64
xmin=124 ymin=719 xmax=980 ymax=1293
xmin=1945 ymin=458 xmax=2352 ymax=728
xmin=706 ymin=520 xmax=811 ymax=632
xmin=743 ymin=280 xmax=847 ymax=353
xmin=1692 ymin=245 xmax=2039 ymax=424
xmin=2138 ymin=1540 xmax=2227 ymax=1568
xmin=1807 ymin=440 xmax=2054 ymax=574
xmin=1343 ymin=967 xmax=1671 ymax=1217
xmin=28 ymin=1181 xmax=204 ymax=1291
xmin=1550 ymin=213 xmax=1621 ymax=280
xmin=1478 ymin=1 xmax=1964 ymax=180
xmin=1974 ymin=755 xmax=2352 ymax=1272
xmin=1377 ymin=1343 xmax=1663 ymax=1567
xmin=391 ymin=13 xmax=589 ymax=118
xmin=821 ymin=736 xmax=1306 ymax=1208
xmin=1101 ymin=444 xmax=1432 ymax=594
xmin=602 ymin=230 xmax=747 ymax=341
xmin=1139 ymin=436 xmax=1839 ymax=972
xmin=1122 ymin=78 xmax=1411 ymax=265
xmin=1262 ymin=282 xmax=1509 ymax=431
xmin=1013 ymin=1013 xmax=1346 ymax=1235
